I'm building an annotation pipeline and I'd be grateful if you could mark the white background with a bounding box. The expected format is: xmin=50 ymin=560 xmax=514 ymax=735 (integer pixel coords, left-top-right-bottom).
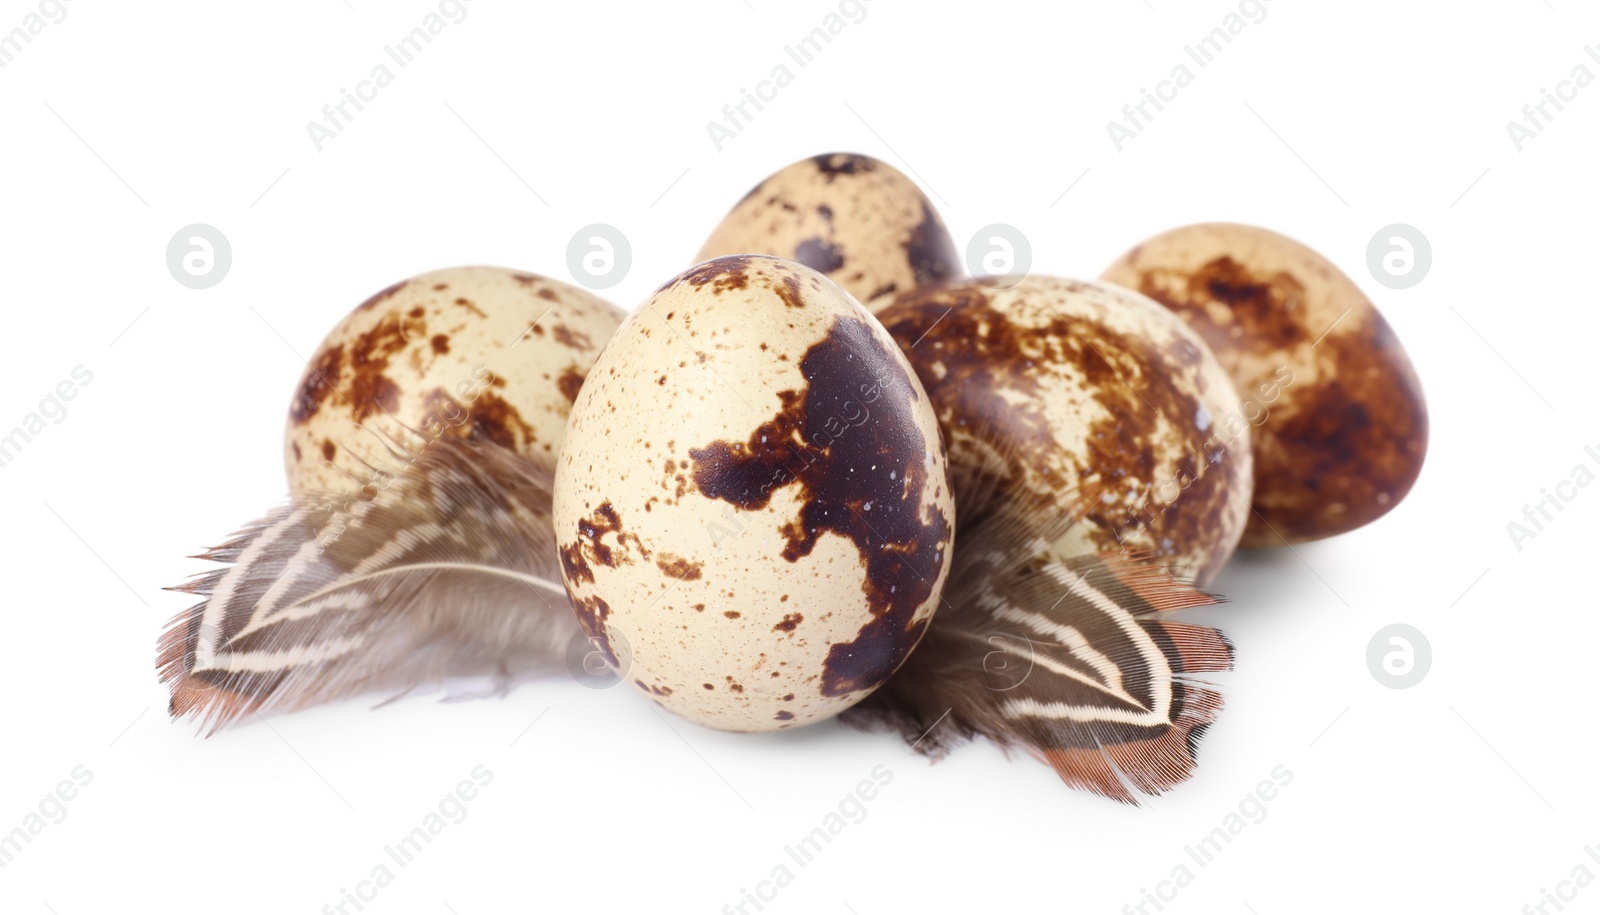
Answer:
xmin=1 ymin=1 xmax=1595 ymax=913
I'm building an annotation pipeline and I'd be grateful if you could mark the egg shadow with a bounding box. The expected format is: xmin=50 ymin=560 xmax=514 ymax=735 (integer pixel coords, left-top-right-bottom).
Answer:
xmin=1208 ymin=546 xmax=1333 ymax=618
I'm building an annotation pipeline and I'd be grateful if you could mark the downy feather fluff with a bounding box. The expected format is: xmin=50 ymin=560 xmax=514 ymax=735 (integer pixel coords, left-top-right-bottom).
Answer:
xmin=844 ymin=431 xmax=1233 ymax=804
xmin=158 ymin=435 xmax=575 ymax=733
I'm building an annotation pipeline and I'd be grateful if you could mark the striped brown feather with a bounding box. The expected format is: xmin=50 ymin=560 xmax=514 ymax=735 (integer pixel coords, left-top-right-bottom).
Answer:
xmin=157 ymin=436 xmax=574 ymax=733
xmin=844 ymin=497 xmax=1233 ymax=804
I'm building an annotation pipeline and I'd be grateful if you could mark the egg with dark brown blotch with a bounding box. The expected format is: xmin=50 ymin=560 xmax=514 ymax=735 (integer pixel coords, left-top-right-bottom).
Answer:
xmin=696 ymin=153 xmax=960 ymax=313
xmin=552 ymin=255 xmax=954 ymax=731
xmin=1100 ymin=223 xmax=1428 ymax=547
xmin=876 ymin=276 xmax=1251 ymax=586
xmin=285 ymin=266 xmax=623 ymax=496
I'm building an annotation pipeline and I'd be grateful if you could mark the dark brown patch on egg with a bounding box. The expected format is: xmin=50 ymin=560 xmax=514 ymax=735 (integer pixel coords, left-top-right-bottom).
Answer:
xmin=674 ymin=255 xmax=754 ymax=294
xmin=771 ymin=273 xmax=806 ymax=310
xmin=775 ymin=710 xmax=795 ymax=721
xmin=560 ymin=502 xmax=647 ymax=591
xmin=1248 ymin=315 xmax=1426 ymax=546
xmin=289 ymin=343 xmax=345 ymax=425
xmin=773 ymin=613 xmax=803 ymax=633
xmin=572 ymin=594 xmax=616 ymax=666
xmin=687 ymin=314 xmax=950 ymax=697
xmin=419 ymin=388 xmax=536 ymax=451
xmin=793 ymin=237 xmax=846 ymax=274
xmin=430 ymin=334 xmax=450 ymax=354
xmin=344 ymin=310 xmax=427 ymax=423
xmin=903 ymin=201 xmax=959 ymax=288
xmin=1136 ymin=257 xmax=1310 ymax=355
xmin=454 ymin=297 xmax=487 ymax=318
xmin=557 ymin=366 xmax=587 ymax=404
xmin=1126 ymin=254 xmax=1427 ymax=546
xmin=656 ymin=554 xmax=704 ymax=581
xmin=552 ymin=324 xmax=594 ymax=351
xmin=879 ymin=281 xmax=1243 ymax=583
xmin=558 ymin=543 xmax=593 ymax=586
xmin=356 ymin=279 xmax=407 ymax=312
xmin=460 ymin=388 xmax=538 ymax=450
xmin=346 ymin=373 xmax=400 ymax=424
xmin=813 ymin=153 xmax=873 ymax=178
xmin=321 ymin=440 xmax=336 ymax=462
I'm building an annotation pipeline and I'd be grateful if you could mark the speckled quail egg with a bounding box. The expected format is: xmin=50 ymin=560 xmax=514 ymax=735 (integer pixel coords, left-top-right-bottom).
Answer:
xmin=875 ymin=276 xmax=1251 ymax=586
xmin=1100 ymin=223 xmax=1428 ymax=547
xmin=696 ymin=153 xmax=960 ymax=312
xmin=553 ymin=255 xmax=954 ymax=731
xmin=285 ymin=266 xmax=624 ymax=496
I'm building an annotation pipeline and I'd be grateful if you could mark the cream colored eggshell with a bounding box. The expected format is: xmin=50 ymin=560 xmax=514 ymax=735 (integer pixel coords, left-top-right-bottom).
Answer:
xmin=876 ymin=276 xmax=1251 ymax=586
xmin=553 ymin=255 xmax=954 ymax=731
xmin=285 ymin=266 xmax=623 ymax=496
xmin=696 ymin=153 xmax=960 ymax=313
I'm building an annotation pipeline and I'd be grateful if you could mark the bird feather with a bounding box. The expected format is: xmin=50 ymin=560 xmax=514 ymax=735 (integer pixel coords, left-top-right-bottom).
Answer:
xmin=844 ymin=423 xmax=1233 ymax=803
xmin=157 ymin=436 xmax=575 ymax=733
